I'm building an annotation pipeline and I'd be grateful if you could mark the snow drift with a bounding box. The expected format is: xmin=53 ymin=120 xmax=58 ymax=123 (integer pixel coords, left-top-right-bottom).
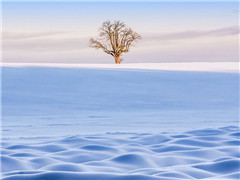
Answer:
xmin=1 ymin=126 xmax=240 ymax=180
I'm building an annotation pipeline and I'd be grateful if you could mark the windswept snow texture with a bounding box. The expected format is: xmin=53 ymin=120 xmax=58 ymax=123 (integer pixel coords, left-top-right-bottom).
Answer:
xmin=1 ymin=127 xmax=240 ymax=180
xmin=1 ymin=67 xmax=240 ymax=179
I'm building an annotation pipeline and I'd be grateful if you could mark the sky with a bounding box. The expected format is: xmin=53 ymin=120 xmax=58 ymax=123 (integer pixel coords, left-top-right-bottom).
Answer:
xmin=2 ymin=1 xmax=239 ymax=64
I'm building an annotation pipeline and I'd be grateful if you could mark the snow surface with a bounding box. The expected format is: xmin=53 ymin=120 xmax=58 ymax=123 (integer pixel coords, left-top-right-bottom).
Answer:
xmin=1 ymin=126 xmax=240 ymax=180
xmin=1 ymin=64 xmax=240 ymax=179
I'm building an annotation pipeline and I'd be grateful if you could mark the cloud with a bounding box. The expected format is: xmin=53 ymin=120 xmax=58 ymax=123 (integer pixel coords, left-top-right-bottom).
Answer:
xmin=3 ymin=35 xmax=89 ymax=51
xmin=3 ymin=31 xmax=68 ymax=40
xmin=3 ymin=26 xmax=238 ymax=52
xmin=143 ymin=26 xmax=239 ymax=42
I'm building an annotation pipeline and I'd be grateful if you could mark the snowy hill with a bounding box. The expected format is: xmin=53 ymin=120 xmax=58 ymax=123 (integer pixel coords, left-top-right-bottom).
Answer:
xmin=1 ymin=63 xmax=239 ymax=180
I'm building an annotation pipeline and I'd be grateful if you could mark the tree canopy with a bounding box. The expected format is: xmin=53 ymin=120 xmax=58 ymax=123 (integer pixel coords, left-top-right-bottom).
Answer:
xmin=89 ymin=20 xmax=141 ymax=64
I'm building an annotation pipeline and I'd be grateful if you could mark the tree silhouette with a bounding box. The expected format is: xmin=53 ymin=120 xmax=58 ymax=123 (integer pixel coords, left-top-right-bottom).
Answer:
xmin=89 ymin=20 xmax=141 ymax=64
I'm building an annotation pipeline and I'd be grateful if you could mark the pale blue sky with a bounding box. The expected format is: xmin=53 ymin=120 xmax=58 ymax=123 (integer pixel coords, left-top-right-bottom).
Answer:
xmin=2 ymin=1 xmax=239 ymax=63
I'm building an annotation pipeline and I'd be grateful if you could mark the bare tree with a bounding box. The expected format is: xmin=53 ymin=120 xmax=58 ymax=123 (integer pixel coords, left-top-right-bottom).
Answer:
xmin=89 ymin=20 xmax=141 ymax=64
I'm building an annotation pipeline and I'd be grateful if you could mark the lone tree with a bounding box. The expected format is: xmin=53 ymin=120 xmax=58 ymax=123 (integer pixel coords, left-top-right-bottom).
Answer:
xmin=89 ymin=20 xmax=141 ymax=64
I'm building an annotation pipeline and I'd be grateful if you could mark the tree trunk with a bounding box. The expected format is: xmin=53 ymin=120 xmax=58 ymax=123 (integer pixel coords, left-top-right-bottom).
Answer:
xmin=115 ymin=56 xmax=121 ymax=64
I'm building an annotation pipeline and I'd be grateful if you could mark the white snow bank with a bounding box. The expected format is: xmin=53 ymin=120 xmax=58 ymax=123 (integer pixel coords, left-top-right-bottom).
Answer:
xmin=1 ymin=62 xmax=239 ymax=73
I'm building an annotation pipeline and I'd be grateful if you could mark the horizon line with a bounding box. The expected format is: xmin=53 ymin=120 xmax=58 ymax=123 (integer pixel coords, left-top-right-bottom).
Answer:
xmin=2 ymin=0 xmax=239 ymax=3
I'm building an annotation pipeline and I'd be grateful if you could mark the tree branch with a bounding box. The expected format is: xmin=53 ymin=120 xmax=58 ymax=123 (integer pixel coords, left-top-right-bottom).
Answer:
xmin=89 ymin=20 xmax=141 ymax=62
